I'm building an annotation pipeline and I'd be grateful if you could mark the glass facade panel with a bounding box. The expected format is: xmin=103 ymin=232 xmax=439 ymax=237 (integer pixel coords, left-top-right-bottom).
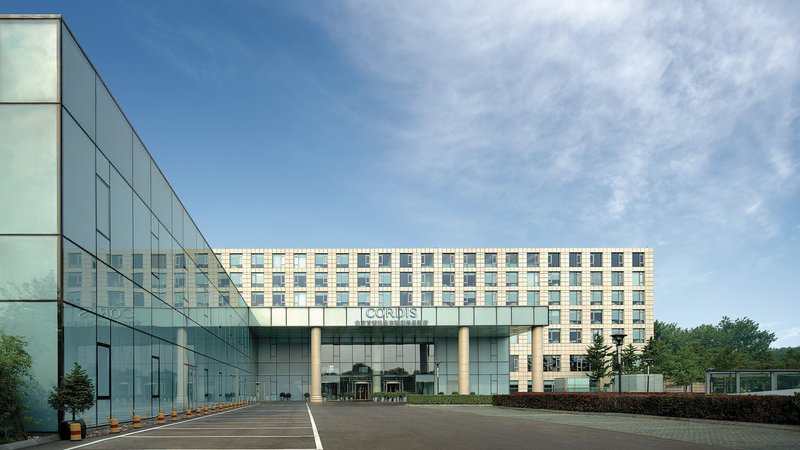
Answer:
xmin=0 ymin=236 xmax=57 ymax=300
xmin=0 ymin=20 xmax=58 ymax=102
xmin=62 ymin=109 xmax=97 ymax=251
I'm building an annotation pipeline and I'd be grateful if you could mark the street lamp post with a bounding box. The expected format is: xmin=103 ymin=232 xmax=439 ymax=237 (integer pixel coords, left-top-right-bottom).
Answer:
xmin=643 ymin=358 xmax=653 ymax=393
xmin=610 ymin=333 xmax=626 ymax=394
xmin=256 ymin=381 xmax=260 ymax=402
xmin=435 ymin=362 xmax=441 ymax=395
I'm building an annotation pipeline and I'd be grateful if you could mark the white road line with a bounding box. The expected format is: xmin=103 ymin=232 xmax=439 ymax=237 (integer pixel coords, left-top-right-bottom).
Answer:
xmin=167 ymin=426 xmax=312 ymax=429
xmin=128 ymin=435 xmax=314 ymax=438
xmin=306 ymin=403 xmax=323 ymax=450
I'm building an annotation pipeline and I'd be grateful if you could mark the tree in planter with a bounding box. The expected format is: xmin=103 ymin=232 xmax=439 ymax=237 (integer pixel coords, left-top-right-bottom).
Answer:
xmin=0 ymin=333 xmax=34 ymax=444
xmin=47 ymin=363 xmax=94 ymax=440
xmin=585 ymin=333 xmax=612 ymax=390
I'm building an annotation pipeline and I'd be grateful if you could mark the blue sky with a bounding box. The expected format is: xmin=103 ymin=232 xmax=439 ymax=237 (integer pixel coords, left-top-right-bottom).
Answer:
xmin=6 ymin=1 xmax=800 ymax=346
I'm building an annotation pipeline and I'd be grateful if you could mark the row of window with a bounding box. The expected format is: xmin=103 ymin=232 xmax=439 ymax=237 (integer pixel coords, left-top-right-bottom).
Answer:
xmin=231 ymin=271 xmax=647 ymax=288
xmin=544 ymin=326 xmax=646 ymax=344
xmin=509 ymin=351 xmax=647 ymax=373
xmin=226 ymin=251 xmax=647 ymax=270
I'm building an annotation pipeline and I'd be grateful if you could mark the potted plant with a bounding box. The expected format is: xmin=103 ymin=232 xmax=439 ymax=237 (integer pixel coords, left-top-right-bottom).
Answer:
xmin=285 ymin=392 xmax=292 ymax=401
xmin=304 ymin=392 xmax=310 ymax=402
xmin=48 ymin=363 xmax=94 ymax=440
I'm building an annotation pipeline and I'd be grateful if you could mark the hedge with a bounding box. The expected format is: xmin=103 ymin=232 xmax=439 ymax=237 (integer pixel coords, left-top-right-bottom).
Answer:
xmin=407 ymin=394 xmax=492 ymax=405
xmin=491 ymin=393 xmax=800 ymax=425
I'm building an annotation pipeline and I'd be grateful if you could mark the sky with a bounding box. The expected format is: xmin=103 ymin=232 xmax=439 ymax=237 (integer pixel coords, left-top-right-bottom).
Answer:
xmin=4 ymin=1 xmax=799 ymax=346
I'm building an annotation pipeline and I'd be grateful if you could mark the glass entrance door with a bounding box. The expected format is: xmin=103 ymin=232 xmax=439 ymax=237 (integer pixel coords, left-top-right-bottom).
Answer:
xmin=355 ymin=382 xmax=370 ymax=400
xmin=385 ymin=381 xmax=401 ymax=392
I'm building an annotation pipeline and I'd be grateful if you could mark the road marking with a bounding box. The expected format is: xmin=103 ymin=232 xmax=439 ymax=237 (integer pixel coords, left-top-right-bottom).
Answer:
xmin=128 ymin=435 xmax=314 ymax=438
xmin=307 ymin=403 xmax=323 ymax=450
xmin=167 ymin=426 xmax=313 ymax=429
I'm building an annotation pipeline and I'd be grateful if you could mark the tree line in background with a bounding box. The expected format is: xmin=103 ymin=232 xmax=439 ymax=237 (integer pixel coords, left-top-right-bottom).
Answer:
xmin=586 ymin=316 xmax=800 ymax=390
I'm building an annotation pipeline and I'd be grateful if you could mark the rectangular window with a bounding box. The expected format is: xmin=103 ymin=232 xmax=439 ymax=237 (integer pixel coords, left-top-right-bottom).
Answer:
xmin=484 ymin=252 xmax=497 ymax=267
xmin=173 ymin=253 xmax=184 ymax=269
xmin=633 ymin=271 xmax=645 ymax=286
xmin=612 ymin=327 xmax=624 ymax=337
xmin=591 ymin=309 xmax=603 ymax=324
xmin=569 ymin=329 xmax=582 ymax=343
xmin=442 ymin=272 xmax=455 ymax=287
xmin=463 ymin=291 xmax=476 ymax=306
xmin=485 ymin=291 xmax=497 ymax=306
xmin=251 ymin=291 xmax=264 ymax=306
xmin=173 ymin=272 xmax=184 ymax=289
xmin=527 ymin=272 xmax=540 ymax=286
xmin=272 ymin=253 xmax=285 ymax=269
xmin=378 ymin=253 xmax=391 ymax=267
xmin=590 ymin=252 xmax=602 ymax=267
xmin=485 ymin=272 xmax=498 ymax=287
xmin=336 ymin=272 xmax=349 ymax=288
xmin=527 ymin=252 xmax=540 ymax=267
xmin=252 ymin=272 xmax=264 ymax=288
xmin=315 ymin=272 xmax=328 ymax=288
xmin=400 ymin=253 xmax=413 ymax=268
xmin=442 ymin=253 xmax=455 ymax=268
xmin=633 ymin=309 xmax=645 ymax=324
xmin=464 ymin=253 xmax=476 ymax=268
xmin=196 ymin=253 xmax=208 ymax=268
xmin=591 ymin=328 xmax=603 ymax=338
xmin=336 ymin=253 xmax=349 ymax=268
xmin=421 ymin=253 xmax=434 ymax=267
xmin=315 ymin=253 xmax=328 ymax=268
xmin=294 ymin=292 xmax=306 ymax=309
xmin=548 ymin=309 xmax=561 ymax=325
xmin=272 ymin=272 xmax=285 ymax=288
xmin=357 ymin=272 xmax=370 ymax=288
xmin=633 ymin=328 xmax=645 ymax=343
xmin=569 ymin=290 xmax=581 ymax=306
xmin=357 ymin=292 xmax=370 ymax=306
xmin=217 ymin=274 xmax=229 ymax=288
xmin=612 ymin=290 xmax=624 ymax=305
xmin=272 ymin=292 xmax=285 ymax=307
xmin=421 ymin=272 xmax=434 ymax=287
xmin=357 ymin=253 xmax=370 ymax=268
xmin=230 ymin=272 xmax=242 ymax=288
xmin=506 ymin=252 xmax=518 ymax=267
xmin=633 ymin=290 xmax=645 ymax=305
xmin=527 ymin=290 xmax=540 ymax=306
xmin=315 ymin=292 xmax=328 ymax=307
xmin=632 ymin=252 xmax=645 ymax=267
xmin=421 ymin=291 xmax=434 ymax=306
xmin=294 ymin=272 xmax=306 ymax=288
xmin=506 ymin=291 xmax=518 ymax=306
xmin=611 ymin=271 xmax=624 ymax=286
xmin=379 ymin=292 xmax=391 ymax=306
xmin=544 ymin=355 xmax=561 ymax=372
xmin=569 ymin=310 xmax=582 ymax=324
xmin=509 ymin=355 xmax=519 ymax=372
xmin=570 ymin=355 xmax=590 ymax=371
xmin=548 ymin=252 xmax=561 ymax=267
xmin=230 ymin=253 xmax=243 ymax=268
xmin=506 ymin=272 xmax=519 ymax=287
xmin=548 ymin=328 xmax=561 ymax=344
xmin=133 ymin=253 xmax=143 ymax=269
xmin=442 ymin=291 xmax=455 ymax=306
xmin=569 ymin=252 xmax=581 ymax=267
xmin=590 ymin=290 xmax=602 ymax=305
xmin=463 ymin=272 xmax=476 ymax=287
xmin=379 ymin=272 xmax=391 ymax=288
xmin=590 ymin=271 xmax=602 ymax=286
xmin=294 ymin=253 xmax=307 ymax=268
xmin=336 ymin=291 xmax=349 ymax=306
xmin=548 ymin=291 xmax=561 ymax=305
xmin=569 ymin=271 xmax=581 ymax=286
xmin=400 ymin=291 xmax=413 ymax=306
xmin=611 ymin=252 xmax=624 ymax=267
xmin=97 ymin=344 xmax=110 ymax=399
xmin=548 ymin=271 xmax=561 ymax=286
xmin=400 ymin=272 xmax=413 ymax=287
xmin=251 ymin=253 xmax=264 ymax=268
xmin=612 ymin=309 xmax=624 ymax=324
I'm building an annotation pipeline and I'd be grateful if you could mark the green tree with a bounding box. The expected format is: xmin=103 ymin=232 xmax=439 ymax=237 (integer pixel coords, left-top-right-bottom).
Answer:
xmin=0 ymin=333 xmax=33 ymax=444
xmin=620 ymin=344 xmax=640 ymax=373
xmin=666 ymin=343 xmax=706 ymax=391
xmin=47 ymin=363 xmax=94 ymax=421
xmin=585 ymin=333 xmax=612 ymax=388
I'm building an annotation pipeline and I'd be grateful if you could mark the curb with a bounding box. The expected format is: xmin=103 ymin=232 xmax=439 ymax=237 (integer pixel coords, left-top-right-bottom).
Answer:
xmin=0 ymin=434 xmax=60 ymax=450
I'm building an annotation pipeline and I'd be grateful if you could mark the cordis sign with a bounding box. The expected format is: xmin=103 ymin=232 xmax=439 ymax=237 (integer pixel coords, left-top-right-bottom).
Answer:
xmin=364 ymin=307 xmax=418 ymax=319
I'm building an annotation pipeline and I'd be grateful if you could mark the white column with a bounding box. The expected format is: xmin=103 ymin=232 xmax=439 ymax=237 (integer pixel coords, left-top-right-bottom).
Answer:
xmin=458 ymin=326 xmax=469 ymax=394
xmin=177 ymin=327 xmax=187 ymax=407
xmin=531 ymin=326 xmax=544 ymax=392
xmin=310 ymin=327 xmax=322 ymax=403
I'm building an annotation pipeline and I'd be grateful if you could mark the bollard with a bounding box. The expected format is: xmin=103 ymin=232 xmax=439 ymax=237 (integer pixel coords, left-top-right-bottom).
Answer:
xmin=211 ymin=404 xmax=217 ymax=413
xmin=203 ymin=405 xmax=209 ymax=415
xmin=132 ymin=415 xmax=142 ymax=428
xmin=109 ymin=418 xmax=120 ymax=434
xmin=171 ymin=409 xmax=178 ymax=421
xmin=70 ymin=422 xmax=82 ymax=441
xmin=196 ymin=407 xmax=202 ymax=417
xmin=185 ymin=408 xmax=192 ymax=418
xmin=157 ymin=411 xmax=166 ymax=425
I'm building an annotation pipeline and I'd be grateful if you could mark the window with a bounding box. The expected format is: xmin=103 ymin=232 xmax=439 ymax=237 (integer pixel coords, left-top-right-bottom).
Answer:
xmin=421 ymin=291 xmax=434 ymax=306
xmin=463 ymin=291 xmax=476 ymax=306
xmin=442 ymin=291 xmax=455 ymax=306
xmin=357 ymin=292 xmax=370 ymax=306
xmin=509 ymin=355 xmax=519 ymax=372
xmin=506 ymin=291 xmax=518 ymax=306
xmin=357 ymin=253 xmax=370 ymax=268
xmin=378 ymin=253 xmax=391 ymax=267
xmin=133 ymin=253 xmax=143 ymax=269
xmin=485 ymin=272 xmax=498 ymax=287
xmin=294 ymin=253 xmax=307 ymax=268
xmin=632 ymin=252 xmax=645 ymax=268
xmin=548 ymin=252 xmax=560 ymax=267
xmin=612 ymin=327 xmax=624 ymax=336
xmin=569 ymin=310 xmax=582 ymax=324
xmin=421 ymin=272 xmax=434 ymax=287
xmin=569 ymin=290 xmax=582 ymax=306
xmin=379 ymin=272 xmax=391 ymax=287
xmin=400 ymin=272 xmax=413 ymax=287
xmin=611 ymin=271 xmax=624 ymax=286
xmin=336 ymin=253 xmax=349 ymax=268
xmin=230 ymin=253 xmax=243 ymax=268
xmin=67 ymin=272 xmax=82 ymax=288
xmin=548 ymin=309 xmax=561 ymax=325
xmin=463 ymin=272 xmax=476 ymax=287
xmin=485 ymin=291 xmax=497 ymax=306
xmin=421 ymin=253 xmax=434 ymax=267
xmin=357 ymin=272 xmax=370 ymax=287
xmin=506 ymin=272 xmax=519 ymax=286
xmin=272 ymin=292 xmax=285 ymax=306
xmin=569 ymin=271 xmax=581 ymax=286
xmin=633 ymin=328 xmax=645 ymax=343
xmin=548 ymin=328 xmax=561 ymax=344
xmin=527 ymin=290 xmax=540 ymax=305
xmin=612 ymin=290 xmax=624 ymax=305
xmin=464 ymin=253 xmax=476 ymax=268
xmin=315 ymin=253 xmax=328 ymax=268
xmin=527 ymin=272 xmax=540 ymax=286
xmin=272 ymin=253 xmax=285 ymax=269
xmin=569 ymin=329 xmax=582 ymax=343
xmin=548 ymin=291 xmax=561 ymax=305
xmin=633 ymin=290 xmax=645 ymax=305
xmin=569 ymin=252 xmax=582 ymax=267
xmin=612 ymin=309 xmax=624 ymax=324
xmin=527 ymin=252 xmax=540 ymax=267
xmin=251 ymin=272 xmax=264 ymax=288
xmin=590 ymin=271 xmax=602 ymax=286
xmin=485 ymin=252 xmax=497 ymax=267
xmin=294 ymin=292 xmax=307 ymax=307
xmin=591 ymin=309 xmax=603 ymax=324
xmin=590 ymin=290 xmax=602 ymax=305
xmin=379 ymin=292 xmax=391 ymax=306
xmin=633 ymin=271 xmax=645 ymax=286
xmin=591 ymin=328 xmax=603 ymax=338
xmin=272 ymin=272 xmax=285 ymax=288
xmin=336 ymin=272 xmax=349 ymax=288
xmin=218 ymin=293 xmax=230 ymax=307
xmin=633 ymin=309 xmax=645 ymax=324
xmin=315 ymin=272 xmax=328 ymax=288
xmin=590 ymin=252 xmax=602 ymax=267
xmin=400 ymin=253 xmax=413 ymax=268
xmin=315 ymin=292 xmax=327 ymax=307
xmin=336 ymin=291 xmax=349 ymax=306
xmin=251 ymin=253 xmax=264 ymax=268
xmin=442 ymin=272 xmax=455 ymax=287
xmin=548 ymin=271 xmax=561 ymax=286
xmin=294 ymin=272 xmax=306 ymax=288
xmin=544 ymin=355 xmax=561 ymax=372
xmin=173 ymin=272 xmax=184 ymax=289
xmin=442 ymin=253 xmax=455 ymax=268
xmin=506 ymin=252 xmax=518 ymax=267
xmin=611 ymin=252 xmax=624 ymax=267
xmin=231 ymin=272 xmax=242 ymax=288
xmin=570 ymin=355 xmax=590 ymax=371
xmin=400 ymin=291 xmax=413 ymax=306
xmin=217 ymin=274 xmax=229 ymax=288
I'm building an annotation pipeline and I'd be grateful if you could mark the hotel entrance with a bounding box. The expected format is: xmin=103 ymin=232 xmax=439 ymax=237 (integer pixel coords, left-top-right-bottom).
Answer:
xmin=385 ymin=381 xmax=401 ymax=392
xmin=355 ymin=382 xmax=370 ymax=400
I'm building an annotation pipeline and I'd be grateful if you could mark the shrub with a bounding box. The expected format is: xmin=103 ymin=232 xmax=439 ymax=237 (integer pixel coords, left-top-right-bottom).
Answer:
xmin=491 ymin=393 xmax=800 ymax=425
xmin=48 ymin=363 xmax=94 ymax=421
xmin=407 ymin=394 xmax=492 ymax=405
xmin=0 ymin=333 xmax=33 ymax=444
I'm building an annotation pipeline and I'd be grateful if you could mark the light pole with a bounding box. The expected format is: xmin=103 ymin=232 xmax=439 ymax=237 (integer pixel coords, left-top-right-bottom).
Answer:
xmin=610 ymin=333 xmax=626 ymax=394
xmin=434 ymin=362 xmax=441 ymax=395
xmin=256 ymin=381 xmax=260 ymax=402
xmin=643 ymin=358 xmax=653 ymax=393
